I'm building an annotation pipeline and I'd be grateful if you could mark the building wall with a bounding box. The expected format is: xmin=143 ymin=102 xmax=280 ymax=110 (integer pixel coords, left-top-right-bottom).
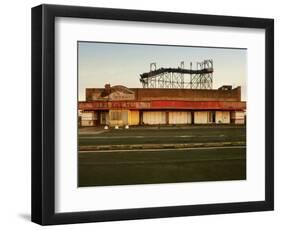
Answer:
xmin=80 ymin=110 xmax=238 ymax=126
xmin=134 ymin=87 xmax=241 ymax=102
xmin=231 ymin=111 xmax=245 ymax=124
xmin=85 ymin=86 xmax=242 ymax=102
xmin=82 ymin=85 xmax=244 ymax=126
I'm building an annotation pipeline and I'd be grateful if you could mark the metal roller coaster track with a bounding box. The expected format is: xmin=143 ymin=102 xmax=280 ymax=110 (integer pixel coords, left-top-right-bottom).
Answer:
xmin=140 ymin=60 xmax=213 ymax=89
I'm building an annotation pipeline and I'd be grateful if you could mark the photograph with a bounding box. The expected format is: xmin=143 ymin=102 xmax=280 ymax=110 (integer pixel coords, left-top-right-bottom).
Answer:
xmin=77 ymin=42 xmax=247 ymax=187
xmin=30 ymin=3 xmax=274 ymax=225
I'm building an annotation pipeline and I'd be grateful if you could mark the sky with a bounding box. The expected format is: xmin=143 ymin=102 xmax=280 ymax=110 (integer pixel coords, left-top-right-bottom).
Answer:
xmin=78 ymin=42 xmax=247 ymax=101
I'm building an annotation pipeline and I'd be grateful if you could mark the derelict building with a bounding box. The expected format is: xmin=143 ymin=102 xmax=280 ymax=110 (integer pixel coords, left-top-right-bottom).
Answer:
xmin=78 ymin=60 xmax=246 ymax=127
xmin=78 ymin=84 xmax=246 ymax=127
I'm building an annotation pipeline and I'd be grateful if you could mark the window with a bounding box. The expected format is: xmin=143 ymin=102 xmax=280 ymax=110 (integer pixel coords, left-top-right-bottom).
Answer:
xmin=110 ymin=111 xmax=122 ymax=120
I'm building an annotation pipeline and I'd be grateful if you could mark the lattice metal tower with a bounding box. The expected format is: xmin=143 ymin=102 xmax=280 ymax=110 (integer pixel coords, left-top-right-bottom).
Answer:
xmin=139 ymin=60 xmax=213 ymax=89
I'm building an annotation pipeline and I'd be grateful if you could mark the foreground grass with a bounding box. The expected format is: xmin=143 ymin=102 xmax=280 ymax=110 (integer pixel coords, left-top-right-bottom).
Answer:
xmin=78 ymin=147 xmax=246 ymax=187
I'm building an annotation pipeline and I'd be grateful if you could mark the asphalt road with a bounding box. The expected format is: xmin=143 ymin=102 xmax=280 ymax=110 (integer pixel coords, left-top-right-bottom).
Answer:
xmin=78 ymin=126 xmax=246 ymax=146
xmin=78 ymin=126 xmax=246 ymax=187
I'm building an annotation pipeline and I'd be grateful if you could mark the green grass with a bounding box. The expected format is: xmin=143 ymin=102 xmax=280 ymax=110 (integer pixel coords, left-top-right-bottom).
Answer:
xmin=78 ymin=147 xmax=246 ymax=187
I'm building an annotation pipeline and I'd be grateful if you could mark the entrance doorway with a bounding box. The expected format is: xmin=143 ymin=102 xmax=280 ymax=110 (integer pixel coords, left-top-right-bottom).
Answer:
xmin=208 ymin=111 xmax=216 ymax=123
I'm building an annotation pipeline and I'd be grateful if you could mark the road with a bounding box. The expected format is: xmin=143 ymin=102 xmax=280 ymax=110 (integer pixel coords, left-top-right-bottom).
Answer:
xmin=79 ymin=126 xmax=246 ymax=146
xmin=78 ymin=126 xmax=246 ymax=187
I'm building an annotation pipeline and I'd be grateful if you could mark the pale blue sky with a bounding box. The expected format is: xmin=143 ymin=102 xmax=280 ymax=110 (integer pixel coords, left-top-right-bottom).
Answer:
xmin=78 ymin=42 xmax=247 ymax=101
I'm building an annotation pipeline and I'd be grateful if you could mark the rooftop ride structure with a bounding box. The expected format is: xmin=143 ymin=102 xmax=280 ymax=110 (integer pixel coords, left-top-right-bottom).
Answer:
xmin=140 ymin=60 xmax=213 ymax=89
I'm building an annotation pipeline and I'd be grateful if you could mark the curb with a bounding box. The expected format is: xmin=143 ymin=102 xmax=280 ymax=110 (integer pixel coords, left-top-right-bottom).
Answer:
xmin=79 ymin=141 xmax=246 ymax=151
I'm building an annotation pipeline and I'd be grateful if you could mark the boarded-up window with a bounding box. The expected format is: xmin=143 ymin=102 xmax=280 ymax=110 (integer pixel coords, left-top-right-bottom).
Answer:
xmin=109 ymin=110 xmax=129 ymax=126
xmin=216 ymin=111 xmax=230 ymax=124
xmin=129 ymin=111 xmax=139 ymax=125
xmin=169 ymin=112 xmax=191 ymax=124
xmin=143 ymin=112 xmax=166 ymax=125
xmin=194 ymin=111 xmax=208 ymax=124
xmin=111 ymin=111 xmax=122 ymax=120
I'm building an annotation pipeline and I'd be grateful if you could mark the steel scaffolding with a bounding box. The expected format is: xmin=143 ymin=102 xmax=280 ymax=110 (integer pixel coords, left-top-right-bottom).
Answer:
xmin=140 ymin=60 xmax=213 ymax=89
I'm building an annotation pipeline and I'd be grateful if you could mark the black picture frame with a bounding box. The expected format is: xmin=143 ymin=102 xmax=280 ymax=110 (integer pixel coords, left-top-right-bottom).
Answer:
xmin=31 ymin=4 xmax=274 ymax=225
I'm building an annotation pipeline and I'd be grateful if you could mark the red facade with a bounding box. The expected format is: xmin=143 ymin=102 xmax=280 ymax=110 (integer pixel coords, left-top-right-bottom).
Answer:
xmin=79 ymin=100 xmax=246 ymax=111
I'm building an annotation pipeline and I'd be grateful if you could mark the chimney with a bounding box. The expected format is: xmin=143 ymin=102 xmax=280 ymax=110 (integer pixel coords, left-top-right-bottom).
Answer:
xmin=104 ymin=84 xmax=111 ymax=95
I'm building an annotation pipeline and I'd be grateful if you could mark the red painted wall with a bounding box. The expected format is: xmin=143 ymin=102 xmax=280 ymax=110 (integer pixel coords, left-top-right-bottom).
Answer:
xmin=79 ymin=100 xmax=246 ymax=111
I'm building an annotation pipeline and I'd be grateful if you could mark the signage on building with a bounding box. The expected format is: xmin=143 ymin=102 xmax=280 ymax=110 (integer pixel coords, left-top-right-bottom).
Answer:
xmin=79 ymin=100 xmax=246 ymax=110
xmin=79 ymin=101 xmax=151 ymax=110
xmin=109 ymin=91 xmax=135 ymax=101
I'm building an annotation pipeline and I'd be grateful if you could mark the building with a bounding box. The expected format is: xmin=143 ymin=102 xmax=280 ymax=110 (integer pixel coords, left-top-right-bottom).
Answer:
xmin=78 ymin=84 xmax=246 ymax=127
